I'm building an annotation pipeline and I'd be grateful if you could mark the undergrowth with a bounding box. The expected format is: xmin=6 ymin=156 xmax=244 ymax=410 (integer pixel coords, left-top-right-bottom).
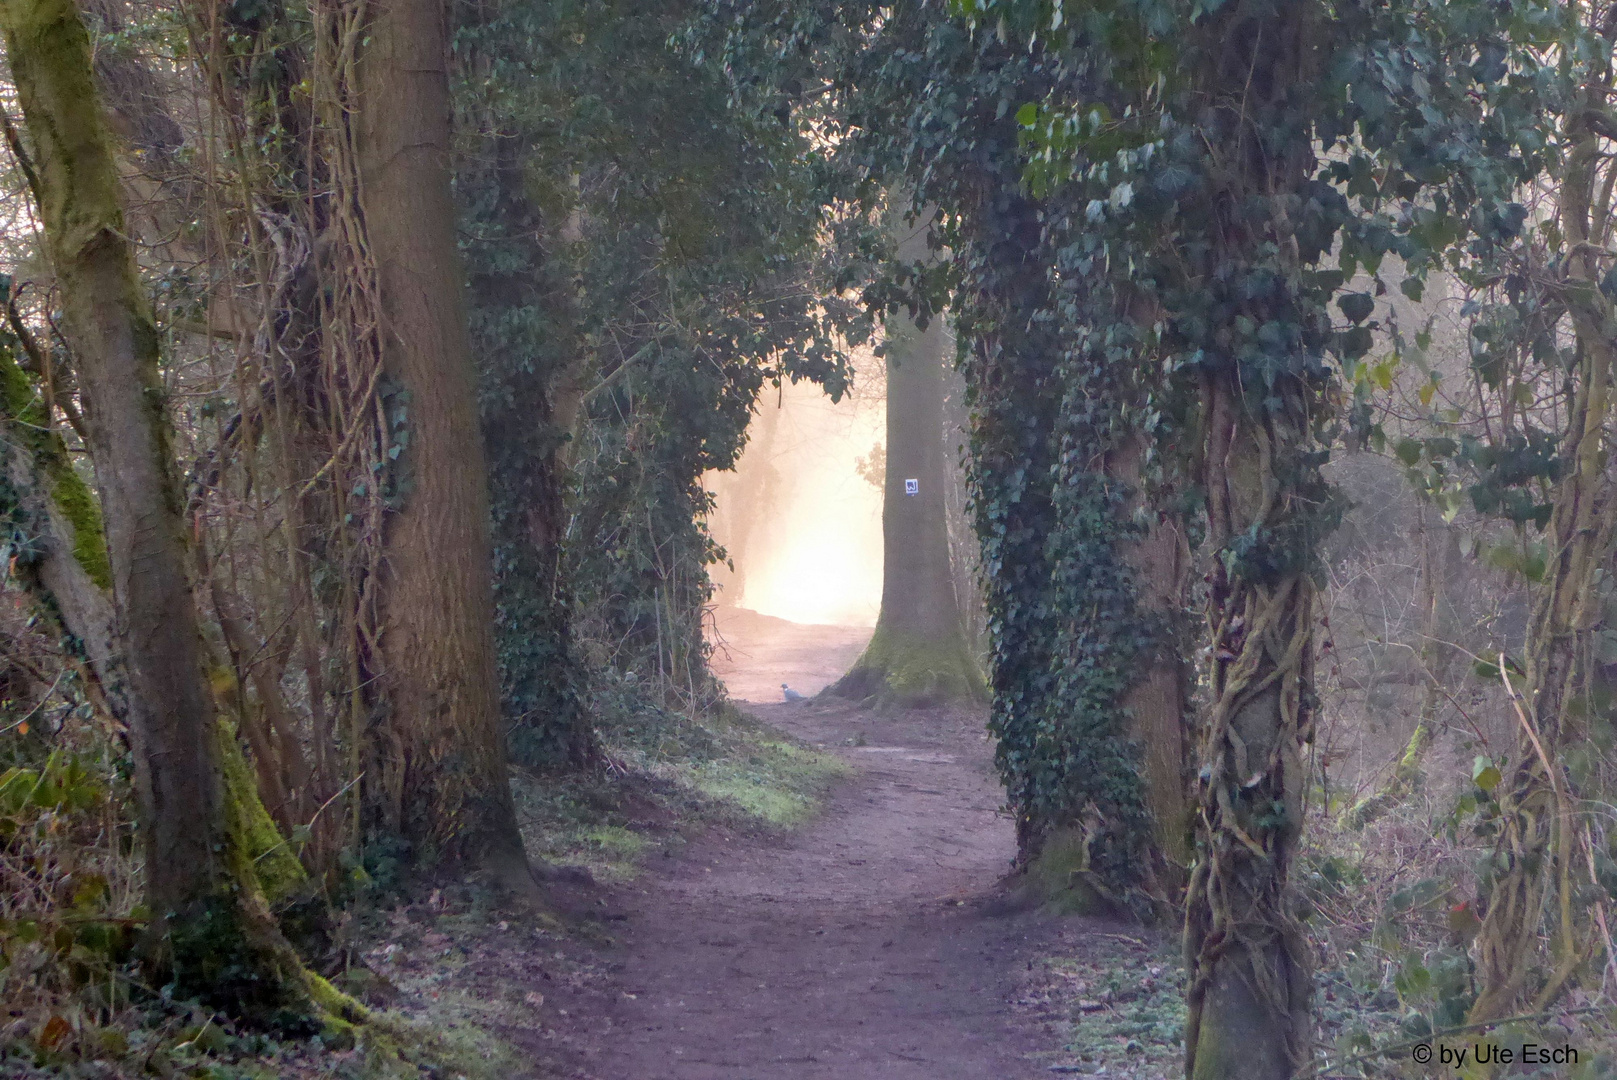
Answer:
xmin=1026 ymin=788 xmax=1617 ymax=1078
xmin=512 ymin=668 xmax=844 ymax=882
xmin=3 ymin=628 xmax=837 ymax=1078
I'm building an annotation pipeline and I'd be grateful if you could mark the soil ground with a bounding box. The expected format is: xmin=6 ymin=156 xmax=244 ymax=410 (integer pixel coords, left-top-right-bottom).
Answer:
xmin=707 ymin=605 xmax=873 ymax=703
xmin=373 ymin=611 xmax=1160 ymax=1079
xmin=538 ymin=609 xmax=1082 ymax=1077
xmin=556 ymin=695 xmax=1055 ymax=1078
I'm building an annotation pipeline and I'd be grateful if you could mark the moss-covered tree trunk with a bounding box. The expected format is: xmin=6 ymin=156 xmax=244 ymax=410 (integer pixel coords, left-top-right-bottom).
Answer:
xmin=0 ymin=338 xmax=122 ymax=719
xmin=356 ymin=0 xmax=533 ymax=889
xmin=0 ymin=0 xmax=332 ymax=1018
xmin=831 ymin=213 xmax=983 ymax=706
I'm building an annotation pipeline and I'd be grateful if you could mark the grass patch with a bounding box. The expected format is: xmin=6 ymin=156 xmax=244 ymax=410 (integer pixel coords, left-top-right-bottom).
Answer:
xmin=677 ymin=717 xmax=843 ymax=828
xmin=512 ymin=681 xmax=843 ymax=882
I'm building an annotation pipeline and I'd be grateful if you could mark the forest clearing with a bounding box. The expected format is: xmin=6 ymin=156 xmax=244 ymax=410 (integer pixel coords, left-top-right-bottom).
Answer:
xmin=9 ymin=0 xmax=1617 ymax=1077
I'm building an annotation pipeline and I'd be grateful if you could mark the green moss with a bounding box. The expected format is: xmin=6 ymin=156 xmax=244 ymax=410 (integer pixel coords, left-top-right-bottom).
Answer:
xmin=0 ymin=340 xmax=111 ymax=588
xmin=1020 ymin=825 xmax=1120 ymax=916
xmin=830 ymin=623 xmax=986 ymax=707
xmin=50 ymin=463 xmax=111 ymax=588
xmin=218 ymin=715 xmax=307 ymax=905
xmin=0 ymin=341 xmax=41 ymax=424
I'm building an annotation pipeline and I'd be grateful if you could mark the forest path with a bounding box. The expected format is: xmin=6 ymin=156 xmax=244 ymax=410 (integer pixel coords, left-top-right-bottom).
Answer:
xmin=568 ymin=696 xmax=1061 ymax=1079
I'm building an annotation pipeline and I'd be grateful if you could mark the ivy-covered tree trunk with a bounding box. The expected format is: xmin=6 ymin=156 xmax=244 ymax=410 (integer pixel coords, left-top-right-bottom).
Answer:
xmin=832 ymin=215 xmax=983 ymax=706
xmin=457 ymin=89 xmax=597 ymax=771
xmin=1111 ymin=433 xmax=1191 ymax=878
xmin=1184 ymin=378 xmax=1318 ymax=1079
xmin=955 ymin=168 xmax=1183 ymax=910
xmin=1182 ymin=5 xmax=1328 ymax=1077
xmin=0 ymin=0 xmax=330 ymax=1017
xmin=356 ymin=0 xmax=533 ymax=888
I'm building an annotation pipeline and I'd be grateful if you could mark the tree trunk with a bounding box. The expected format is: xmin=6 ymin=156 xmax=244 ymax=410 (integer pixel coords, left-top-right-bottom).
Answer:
xmin=355 ymin=0 xmax=532 ymax=887
xmin=1347 ymin=505 xmax=1458 ymax=830
xmin=0 ymin=340 xmax=122 ymax=723
xmin=1111 ymin=433 xmax=1192 ymax=879
xmin=1468 ymin=104 xmax=1617 ymax=1021
xmin=831 ymin=213 xmax=983 ymax=706
xmin=1183 ymin=377 xmax=1317 ymax=1080
xmin=0 ymin=0 xmax=334 ymax=1020
xmin=1179 ymin=6 xmax=1327 ymax=1075
xmin=459 ymin=114 xmax=597 ymax=770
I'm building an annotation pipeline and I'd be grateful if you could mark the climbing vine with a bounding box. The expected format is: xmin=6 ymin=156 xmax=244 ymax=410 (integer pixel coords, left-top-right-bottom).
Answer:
xmin=698 ymin=0 xmax=1179 ymax=907
xmin=965 ymin=0 xmax=1566 ymax=1067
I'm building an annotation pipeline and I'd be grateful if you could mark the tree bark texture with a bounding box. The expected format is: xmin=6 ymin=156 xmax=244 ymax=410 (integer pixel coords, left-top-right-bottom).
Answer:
xmin=832 ymin=213 xmax=982 ymax=705
xmin=356 ymin=0 xmax=529 ymax=878
xmin=1182 ymin=6 xmax=1324 ymax=1076
xmin=1183 ymin=377 xmax=1317 ymax=1080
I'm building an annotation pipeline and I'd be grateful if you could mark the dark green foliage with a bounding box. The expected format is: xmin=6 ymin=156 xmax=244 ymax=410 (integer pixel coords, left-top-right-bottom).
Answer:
xmin=165 ymin=895 xmax=318 ymax=1034
xmin=455 ymin=0 xmax=864 ymax=750
xmin=695 ymin=1 xmax=1170 ymax=901
xmin=703 ymin=0 xmax=1567 ymax=927
xmin=873 ymin=23 xmax=1163 ymax=894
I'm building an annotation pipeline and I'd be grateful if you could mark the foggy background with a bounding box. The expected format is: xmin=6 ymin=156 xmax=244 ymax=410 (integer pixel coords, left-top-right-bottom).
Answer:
xmin=705 ymin=355 xmax=887 ymax=629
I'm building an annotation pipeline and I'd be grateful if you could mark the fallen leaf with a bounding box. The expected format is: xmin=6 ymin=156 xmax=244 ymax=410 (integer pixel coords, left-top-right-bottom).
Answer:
xmin=38 ymin=1015 xmax=70 ymax=1050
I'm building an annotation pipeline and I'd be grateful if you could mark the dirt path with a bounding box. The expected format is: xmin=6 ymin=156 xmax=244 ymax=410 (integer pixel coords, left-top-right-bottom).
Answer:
xmin=565 ymin=697 xmax=1057 ymax=1079
xmin=361 ymin=617 xmax=1164 ymax=1078
xmin=707 ymin=606 xmax=874 ymax=702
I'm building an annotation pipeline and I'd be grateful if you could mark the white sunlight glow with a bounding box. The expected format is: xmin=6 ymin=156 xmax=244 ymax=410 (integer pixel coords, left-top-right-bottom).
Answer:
xmin=705 ymin=365 xmax=884 ymax=627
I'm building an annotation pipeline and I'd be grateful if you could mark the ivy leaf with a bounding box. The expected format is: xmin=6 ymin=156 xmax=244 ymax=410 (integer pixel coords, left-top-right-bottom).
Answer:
xmin=1472 ymin=756 xmax=1502 ymax=792
xmin=1338 ymin=292 xmax=1374 ymax=324
xmin=1337 ymin=326 xmax=1372 ymax=360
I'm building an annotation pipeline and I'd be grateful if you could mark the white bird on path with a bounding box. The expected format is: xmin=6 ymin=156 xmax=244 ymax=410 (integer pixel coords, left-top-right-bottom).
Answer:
xmin=781 ymin=683 xmax=806 ymax=703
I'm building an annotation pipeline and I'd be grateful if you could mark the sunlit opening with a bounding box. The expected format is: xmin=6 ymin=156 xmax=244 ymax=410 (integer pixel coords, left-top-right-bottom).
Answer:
xmin=705 ymin=362 xmax=884 ymax=628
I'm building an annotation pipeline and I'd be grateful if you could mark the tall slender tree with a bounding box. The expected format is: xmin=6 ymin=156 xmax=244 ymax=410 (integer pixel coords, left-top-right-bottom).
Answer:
xmin=355 ymin=0 xmax=532 ymax=888
xmin=0 ymin=0 xmax=331 ymax=1015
